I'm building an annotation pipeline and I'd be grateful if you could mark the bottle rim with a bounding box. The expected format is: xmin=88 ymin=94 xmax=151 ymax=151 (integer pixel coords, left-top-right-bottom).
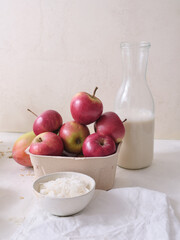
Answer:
xmin=120 ymin=41 xmax=151 ymax=48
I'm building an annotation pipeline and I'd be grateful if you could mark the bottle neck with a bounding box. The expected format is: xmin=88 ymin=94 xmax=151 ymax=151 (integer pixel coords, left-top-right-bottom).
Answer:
xmin=115 ymin=42 xmax=154 ymax=116
xmin=121 ymin=42 xmax=150 ymax=83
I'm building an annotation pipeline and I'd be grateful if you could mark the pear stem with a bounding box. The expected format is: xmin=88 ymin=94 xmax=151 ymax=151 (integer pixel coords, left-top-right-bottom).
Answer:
xmin=27 ymin=109 xmax=38 ymax=117
xmin=92 ymin=87 xmax=98 ymax=98
xmin=123 ymin=119 xmax=127 ymax=123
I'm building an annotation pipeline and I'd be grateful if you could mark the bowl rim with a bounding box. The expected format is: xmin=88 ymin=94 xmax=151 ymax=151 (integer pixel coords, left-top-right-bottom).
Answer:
xmin=33 ymin=171 xmax=96 ymax=200
xmin=27 ymin=142 xmax=122 ymax=160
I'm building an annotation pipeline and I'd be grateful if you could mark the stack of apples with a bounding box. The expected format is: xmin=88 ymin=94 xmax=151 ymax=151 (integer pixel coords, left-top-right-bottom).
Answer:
xmin=12 ymin=87 xmax=125 ymax=167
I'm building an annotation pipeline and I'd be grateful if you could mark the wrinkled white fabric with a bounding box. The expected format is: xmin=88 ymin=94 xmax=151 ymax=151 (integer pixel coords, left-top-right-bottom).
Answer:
xmin=11 ymin=187 xmax=180 ymax=240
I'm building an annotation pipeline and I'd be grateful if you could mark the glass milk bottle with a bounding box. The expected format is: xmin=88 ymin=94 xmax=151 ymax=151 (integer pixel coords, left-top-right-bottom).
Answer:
xmin=115 ymin=42 xmax=155 ymax=169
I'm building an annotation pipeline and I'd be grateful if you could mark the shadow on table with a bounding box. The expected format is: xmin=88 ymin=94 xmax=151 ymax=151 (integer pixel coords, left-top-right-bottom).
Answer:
xmin=0 ymin=187 xmax=19 ymax=213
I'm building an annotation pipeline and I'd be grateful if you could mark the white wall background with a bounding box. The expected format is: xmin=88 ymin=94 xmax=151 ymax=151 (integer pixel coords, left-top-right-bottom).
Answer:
xmin=0 ymin=0 xmax=179 ymax=139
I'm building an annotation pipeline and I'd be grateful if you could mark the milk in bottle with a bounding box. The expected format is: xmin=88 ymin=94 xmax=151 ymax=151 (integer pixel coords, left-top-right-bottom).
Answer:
xmin=115 ymin=42 xmax=155 ymax=169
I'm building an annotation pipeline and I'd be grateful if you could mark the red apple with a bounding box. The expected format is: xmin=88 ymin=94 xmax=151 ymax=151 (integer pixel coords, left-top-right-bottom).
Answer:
xmin=82 ymin=133 xmax=116 ymax=157
xmin=94 ymin=112 xmax=125 ymax=143
xmin=28 ymin=109 xmax=63 ymax=135
xmin=12 ymin=131 xmax=36 ymax=167
xmin=59 ymin=121 xmax=90 ymax=154
xmin=70 ymin=87 xmax=103 ymax=125
xmin=29 ymin=132 xmax=64 ymax=156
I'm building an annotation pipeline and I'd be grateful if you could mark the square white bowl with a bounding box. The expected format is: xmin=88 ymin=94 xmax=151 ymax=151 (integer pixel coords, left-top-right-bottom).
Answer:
xmin=28 ymin=143 xmax=121 ymax=190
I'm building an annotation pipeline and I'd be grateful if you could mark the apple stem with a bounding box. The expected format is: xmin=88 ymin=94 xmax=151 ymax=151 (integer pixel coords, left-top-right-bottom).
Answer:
xmin=92 ymin=87 xmax=98 ymax=98
xmin=37 ymin=137 xmax=43 ymax=142
xmin=27 ymin=109 xmax=38 ymax=117
xmin=123 ymin=119 xmax=127 ymax=123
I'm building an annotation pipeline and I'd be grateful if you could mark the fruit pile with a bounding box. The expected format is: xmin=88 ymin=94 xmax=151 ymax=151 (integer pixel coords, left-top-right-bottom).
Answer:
xmin=12 ymin=88 xmax=125 ymax=167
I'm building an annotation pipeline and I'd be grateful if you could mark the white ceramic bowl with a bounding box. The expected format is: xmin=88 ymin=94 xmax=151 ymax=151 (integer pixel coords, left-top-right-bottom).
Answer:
xmin=33 ymin=171 xmax=96 ymax=216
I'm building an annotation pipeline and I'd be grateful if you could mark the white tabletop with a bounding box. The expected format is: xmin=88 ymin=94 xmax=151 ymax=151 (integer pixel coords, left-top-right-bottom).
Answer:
xmin=0 ymin=132 xmax=180 ymax=240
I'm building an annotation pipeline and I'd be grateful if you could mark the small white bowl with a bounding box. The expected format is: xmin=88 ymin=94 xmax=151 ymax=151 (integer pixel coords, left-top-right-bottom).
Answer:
xmin=33 ymin=171 xmax=96 ymax=216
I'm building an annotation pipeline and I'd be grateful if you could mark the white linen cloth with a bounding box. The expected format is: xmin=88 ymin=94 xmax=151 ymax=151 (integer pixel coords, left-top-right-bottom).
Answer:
xmin=11 ymin=187 xmax=180 ymax=240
